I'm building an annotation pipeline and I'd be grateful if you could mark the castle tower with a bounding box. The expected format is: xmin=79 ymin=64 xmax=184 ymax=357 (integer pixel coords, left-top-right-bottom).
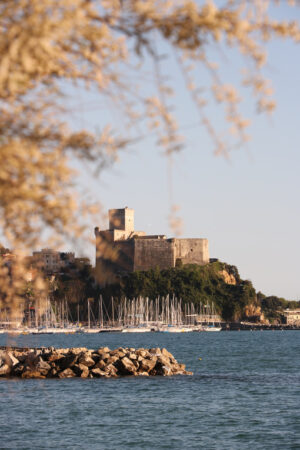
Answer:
xmin=109 ymin=207 xmax=134 ymax=233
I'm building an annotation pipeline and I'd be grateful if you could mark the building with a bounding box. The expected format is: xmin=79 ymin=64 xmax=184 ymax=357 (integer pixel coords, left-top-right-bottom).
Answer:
xmin=31 ymin=249 xmax=75 ymax=274
xmin=283 ymin=309 xmax=300 ymax=326
xmin=95 ymin=207 xmax=209 ymax=285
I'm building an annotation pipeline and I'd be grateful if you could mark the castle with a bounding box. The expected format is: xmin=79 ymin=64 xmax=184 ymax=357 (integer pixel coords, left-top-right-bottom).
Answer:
xmin=95 ymin=207 xmax=209 ymax=285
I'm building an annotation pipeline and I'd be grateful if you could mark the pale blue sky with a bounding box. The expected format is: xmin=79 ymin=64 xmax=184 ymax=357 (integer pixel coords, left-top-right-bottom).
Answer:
xmin=67 ymin=4 xmax=300 ymax=300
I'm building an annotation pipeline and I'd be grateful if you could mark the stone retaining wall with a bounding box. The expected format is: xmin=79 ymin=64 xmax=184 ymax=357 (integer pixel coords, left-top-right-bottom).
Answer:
xmin=0 ymin=347 xmax=192 ymax=379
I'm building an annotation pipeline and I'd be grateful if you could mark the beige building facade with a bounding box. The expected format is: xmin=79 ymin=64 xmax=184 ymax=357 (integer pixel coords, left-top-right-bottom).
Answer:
xmin=95 ymin=207 xmax=209 ymax=284
xmin=283 ymin=309 xmax=300 ymax=325
xmin=31 ymin=249 xmax=75 ymax=274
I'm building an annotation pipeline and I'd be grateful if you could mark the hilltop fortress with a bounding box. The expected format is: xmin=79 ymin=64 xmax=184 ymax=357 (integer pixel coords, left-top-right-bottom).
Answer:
xmin=95 ymin=207 xmax=209 ymax=285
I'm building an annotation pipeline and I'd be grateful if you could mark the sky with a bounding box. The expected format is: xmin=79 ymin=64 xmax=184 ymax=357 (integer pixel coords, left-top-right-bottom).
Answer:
xmin=66 ymin=3 xmax=300 ymax=300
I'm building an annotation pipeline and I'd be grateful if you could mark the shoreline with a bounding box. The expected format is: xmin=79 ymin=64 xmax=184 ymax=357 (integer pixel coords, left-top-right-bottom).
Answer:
xmin=1 ymin=323 xmax=300 ymax=334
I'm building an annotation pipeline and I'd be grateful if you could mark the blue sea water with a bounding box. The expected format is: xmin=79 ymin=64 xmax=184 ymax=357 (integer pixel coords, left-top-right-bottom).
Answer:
xmin=0 ymin=331 xmax=299 ymax=450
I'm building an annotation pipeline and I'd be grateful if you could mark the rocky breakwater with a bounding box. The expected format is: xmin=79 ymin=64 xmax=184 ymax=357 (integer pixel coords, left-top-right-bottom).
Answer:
xmin=0 ymin=347 xmax=192 ymax=379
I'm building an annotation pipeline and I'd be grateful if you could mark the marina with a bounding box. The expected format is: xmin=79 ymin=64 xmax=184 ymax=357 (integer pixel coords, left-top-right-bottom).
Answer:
xmin=0 ymin=295 xmax=223 ymax=334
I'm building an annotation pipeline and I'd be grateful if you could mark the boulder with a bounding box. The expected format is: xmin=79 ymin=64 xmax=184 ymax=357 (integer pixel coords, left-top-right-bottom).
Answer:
xmin=149 ymin=348 xmax=161 ymax=356
xmin=115 ymin=356 xmax=137 ymax=375
xmin=56 ymin=354 xmax=78 ymax=371
xmin=154 ymin=355 xmax=173 ymax=376
xmin=139 ymin=357 xmax=157 ymax=373
xmin=136 ymin=350 xmax=149 ymax=358
xmin=104 ymin=364 xmax=118 ymax=377
xmin=58 ymin=368 xmax=75 ymax=378
xmin=105 ymin=355 xmax=119 ymax=365
xmin=157 ymin=355 xmax=172 ymax=366
xmin=91 ymin=368 xmax=107 ymax=378
xmin=97 ymin=352 xmax=110 ymax=361
xmin=50 ymin=367 xmax=58 ymax=377
xmin=161 ymin=348 xmax=174 ymax=360
xmin=24 ymin=351 xmax=37 ymax=368
xmin=12 ymin=364 xmax=25 ymax=377
xmin=97 ymin=347 xmax=110 ymax=354
xmin=7 ymin=352 xmax=20 ymax=367
xmin=110 ymin=349 xmax=126 ymax=358
xmin=47 ymin=353 xmax=63 ymax=363
xmin=78 ymin=353 xmax=95 ymax=368
xmin=34 ymin=357 xmax=51 ymax=376
xmin=70 ymin=347 xmax=88 ymax=355
xmin=94 ymin=360 xmax=107 ymax=370
xmin=22 ymin=370 xmax=46 ymax=379
xmin=80 ymin=365 xmax=90 ymax=378
xmin=14 ymin=352 xmax=27 ymax=363
xmin=0 ymin=364 xmax=11 ymax=376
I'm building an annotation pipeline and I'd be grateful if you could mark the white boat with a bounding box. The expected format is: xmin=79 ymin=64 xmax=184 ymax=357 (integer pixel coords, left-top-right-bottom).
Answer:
xmin=160 ymin=325 xmax=194 ymax=333
xmin=202 ymin=325 xmax=222 ymax=332
xmin=82 ymin=328 xmax=101 ymax=333
xmin=122 ymin=326 xmax=152 ymax=333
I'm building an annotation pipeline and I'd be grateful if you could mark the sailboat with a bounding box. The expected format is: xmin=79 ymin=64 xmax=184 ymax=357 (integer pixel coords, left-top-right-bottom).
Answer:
xmin=202 ymin=302 xmax=222 ymax=331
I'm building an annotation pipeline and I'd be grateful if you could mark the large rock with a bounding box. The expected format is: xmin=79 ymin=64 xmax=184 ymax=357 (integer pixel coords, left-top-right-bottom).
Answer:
xmin=58 ymin=368 xmax=75 ymax=378
xmin=70 ymin=347 xmax=88 ymax=355
xmin=78 ymin=353 xmax=95 ymax=367
xmin=136 ymin=350 xmax=150 ymax=358
xmin=116 ymin=356 xmax=137 ymax=375
xmin=139 ymin=357 xmax=157 ymax=373
xmin=161 ymin=348 xmax=175 ymax=360
xmin=105 ymin=355 xmax=119 ymax=365
xmin=0 ymin=364 xmax=11 ymax=376
xmin=154 ymin=355 xmax=173 ymax=376
xmin=78 ymin=364 xmax=90 ymax=378
xmin=104 ymin=363 xmax=118 ymax=377
xmin=94 ymin=360 xmax=107 ymax=370
xmin=34 ymin=357 xmax=51 ymax=376
xmin=97 ymin=352 xmax=110 ymax=361
xmin=7 ymin=352 xmax=19 ymax=367
xmin=91 ymin=368 xmax=107 ymax=378
xmin=97 ymin=347 xmax=110 ymax=354
xmin=22 ymin=370 xmax=46 ymax=379
xmin=12 ymin=364 xmax=25 ymax=377
xmin=56 ymin=353 xmax=78 ymax=371
xmin=149 ymin=348 xmax=162 ymax=356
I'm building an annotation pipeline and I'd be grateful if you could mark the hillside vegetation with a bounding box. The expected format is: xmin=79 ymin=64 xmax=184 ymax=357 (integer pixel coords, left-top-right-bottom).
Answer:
xmin=100 ymin=262 xmax=300 ymax=323
xmin=100 ymin=262 xmax=257 ymax=322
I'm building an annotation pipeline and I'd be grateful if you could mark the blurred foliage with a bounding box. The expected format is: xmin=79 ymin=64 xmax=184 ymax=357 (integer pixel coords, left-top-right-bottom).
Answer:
xmin=1 ymin=1 xmax=299 ymax=313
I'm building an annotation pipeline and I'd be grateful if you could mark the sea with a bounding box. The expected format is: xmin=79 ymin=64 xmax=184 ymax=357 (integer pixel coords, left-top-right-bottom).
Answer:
xmin=0 ymin=330 xmax=299 ymax=450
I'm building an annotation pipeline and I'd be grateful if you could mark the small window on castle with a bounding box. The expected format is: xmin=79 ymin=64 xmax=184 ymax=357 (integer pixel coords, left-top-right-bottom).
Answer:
xmin=190 ymin=248 xmax=193 ymax=252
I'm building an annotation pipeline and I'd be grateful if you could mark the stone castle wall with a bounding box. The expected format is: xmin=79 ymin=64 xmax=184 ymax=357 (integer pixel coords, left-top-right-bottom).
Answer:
xmin=133 ymin=238 xmax=175 ymax=271
xmin=175 ymin=239 xmax=209 ymax=266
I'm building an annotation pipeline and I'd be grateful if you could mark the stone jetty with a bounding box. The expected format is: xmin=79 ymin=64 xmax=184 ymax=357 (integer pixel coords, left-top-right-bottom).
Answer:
xmin=0 ymin=346 xmax=192 ymax=379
